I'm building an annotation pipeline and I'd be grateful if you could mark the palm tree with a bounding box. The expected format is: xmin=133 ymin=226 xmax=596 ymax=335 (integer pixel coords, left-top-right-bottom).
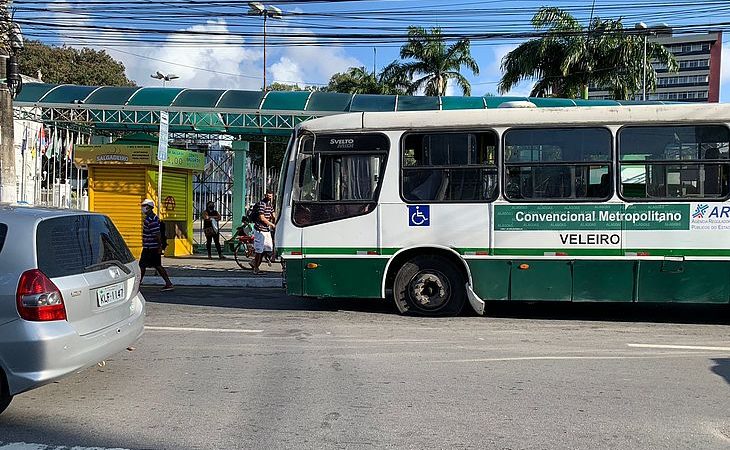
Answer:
xmin=385 ymin=26 xmax=479 ymax=96
xmin=324 ymin=66 xmax=407 ymax=95
xmin=499 ymin=7 xmax=677 ymax=100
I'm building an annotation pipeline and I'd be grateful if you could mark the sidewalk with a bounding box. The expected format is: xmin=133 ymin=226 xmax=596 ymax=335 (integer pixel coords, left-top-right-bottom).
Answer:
xmin=142 ymin=254 xmax=283 ymax=288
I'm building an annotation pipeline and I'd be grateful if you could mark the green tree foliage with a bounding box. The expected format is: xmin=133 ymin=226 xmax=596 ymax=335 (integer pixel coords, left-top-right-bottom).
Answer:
xmin=18 ymin=40 xmax=135 ymax=86
xmin=323 ymin=66 xmax=407 ymax=95
xmin=499 ymin=7 xmax=677 ymax=99
xmin=267 ymin=82 xmax=322 ymax=92
xmin=384 ymin=26 xmax=479 ymax=96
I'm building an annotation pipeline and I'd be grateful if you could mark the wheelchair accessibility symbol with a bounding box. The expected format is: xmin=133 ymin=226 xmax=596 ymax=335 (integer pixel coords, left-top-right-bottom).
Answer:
xmin=408 ymin=205 xmax=430 ymax=227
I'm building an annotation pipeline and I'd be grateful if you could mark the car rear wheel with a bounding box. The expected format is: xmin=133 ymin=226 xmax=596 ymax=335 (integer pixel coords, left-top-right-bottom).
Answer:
xmin=393 ymin=255 xmax=466 ymax=317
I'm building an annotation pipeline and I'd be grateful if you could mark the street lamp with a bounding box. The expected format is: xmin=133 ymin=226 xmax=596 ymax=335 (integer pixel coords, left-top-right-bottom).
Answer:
xmin=6 ymin=23 xmax=24 ymax=98
xmin=150 ymin=71 xmax=179 ymax=87
xmin=248 ymin=2 xmax=282 ymax=90
xmin=248 ymin=2 xmax=282 ymax=192
xmin=634 ymin=22 xmax=672 ymax=101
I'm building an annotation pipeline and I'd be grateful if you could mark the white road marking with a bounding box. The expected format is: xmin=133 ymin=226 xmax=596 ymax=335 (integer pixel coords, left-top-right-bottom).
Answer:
xmin=0 ymin=443 xmax=130 ymax=450
xmin=627 ymin=343 xmax=730 ymax=352
xmin=145 ymin=326 xmax=263 ymax=333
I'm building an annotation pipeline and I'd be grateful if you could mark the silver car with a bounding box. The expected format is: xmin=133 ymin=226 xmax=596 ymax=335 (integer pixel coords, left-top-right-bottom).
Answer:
xmin=0 ymin=205 xmax=145 ymax=413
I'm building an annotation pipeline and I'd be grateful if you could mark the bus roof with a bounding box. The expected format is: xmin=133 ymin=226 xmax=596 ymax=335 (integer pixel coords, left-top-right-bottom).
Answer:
xmin=298 ymin=103 xmax=730 ymax=132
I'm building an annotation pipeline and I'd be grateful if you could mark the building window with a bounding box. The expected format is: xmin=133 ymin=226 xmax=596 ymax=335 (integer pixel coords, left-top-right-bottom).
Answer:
xmin=672 ymin=43 xmax=711 ymax=54
xmin=678 ymin=59 xmax=710 ymax=69
xmin=503 ymin=128 xmax=612 ymax=201
xmin=619 ymin=125 xmax=730 ymax=200
xmin=401 ymin=131 xmax=498 ymax=202
xmin=654 ymin=91 xmax=708 ymax=100
xmin=657 ymin=75 xmax=709 ymax=86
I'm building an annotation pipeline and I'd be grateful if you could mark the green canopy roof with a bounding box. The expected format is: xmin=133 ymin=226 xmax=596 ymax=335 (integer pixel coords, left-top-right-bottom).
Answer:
xmin=13 ymin=83 xmax=674 ymax=135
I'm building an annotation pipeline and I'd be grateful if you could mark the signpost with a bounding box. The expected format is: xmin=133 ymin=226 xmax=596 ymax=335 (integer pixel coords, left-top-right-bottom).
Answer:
xmin=157 ymin=111 xmax=169 ymax=210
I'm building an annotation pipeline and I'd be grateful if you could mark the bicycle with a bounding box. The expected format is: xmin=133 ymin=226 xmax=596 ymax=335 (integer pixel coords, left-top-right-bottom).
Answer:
xmin=230 ymin=223 xmax=256 ymax=270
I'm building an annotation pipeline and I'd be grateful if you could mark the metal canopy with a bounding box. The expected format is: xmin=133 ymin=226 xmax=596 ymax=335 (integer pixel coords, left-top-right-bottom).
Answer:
xmin=13 ymin=83 xmax=673 ymax=136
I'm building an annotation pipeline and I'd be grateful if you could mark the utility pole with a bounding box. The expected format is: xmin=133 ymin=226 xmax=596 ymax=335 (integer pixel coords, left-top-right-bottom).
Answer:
xmin=248 ymin=2 xmax=282 ymax=192
xmin=0 ymin=1 xmax=16 ymax=203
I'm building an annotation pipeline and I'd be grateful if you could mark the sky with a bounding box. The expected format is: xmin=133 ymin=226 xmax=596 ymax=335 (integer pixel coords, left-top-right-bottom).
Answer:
xmin=11 ymin=0 xmax=730 ymax=101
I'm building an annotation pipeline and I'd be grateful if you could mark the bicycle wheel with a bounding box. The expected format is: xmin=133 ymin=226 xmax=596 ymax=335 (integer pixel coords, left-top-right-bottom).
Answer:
xmin=234 ymin=242 xmax=251 ymax=270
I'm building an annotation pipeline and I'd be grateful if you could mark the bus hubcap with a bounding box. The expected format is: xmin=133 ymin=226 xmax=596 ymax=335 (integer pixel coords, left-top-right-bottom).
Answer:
xmin=409 ymin=271 xmax=450 ymax=310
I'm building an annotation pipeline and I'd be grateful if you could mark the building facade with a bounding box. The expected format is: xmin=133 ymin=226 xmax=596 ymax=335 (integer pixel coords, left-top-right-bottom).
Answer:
xmin=589 ymin=31 xmax=722 ymax=102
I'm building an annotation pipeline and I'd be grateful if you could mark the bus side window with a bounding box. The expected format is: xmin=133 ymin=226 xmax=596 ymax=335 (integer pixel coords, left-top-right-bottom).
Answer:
xmin=401 ymin=131 xmax=498 ymax=202
xmin=619 ymin=125 xmax=730 ymax=200
xmin=503 ymin=127 xmax=612 ymax=202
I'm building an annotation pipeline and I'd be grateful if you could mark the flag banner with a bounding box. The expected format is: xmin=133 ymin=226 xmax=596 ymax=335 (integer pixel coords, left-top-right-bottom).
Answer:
xmin=39 ymin=126 xmax=48 ymax=155
xmin=21 ymin=126 xmax=28 ymax=156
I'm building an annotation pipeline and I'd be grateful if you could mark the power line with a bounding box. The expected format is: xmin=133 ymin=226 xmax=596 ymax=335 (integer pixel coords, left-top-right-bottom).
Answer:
xmin=103 ymin=46 xmax=329 ymax=85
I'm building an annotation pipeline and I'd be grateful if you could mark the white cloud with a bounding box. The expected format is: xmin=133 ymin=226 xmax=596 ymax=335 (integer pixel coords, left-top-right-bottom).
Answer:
xmin=444 ymin=83 xmax=458 ymax=97
xmin=107 ymin=20 xmax=362 ymax=90
xmin=109 ymin=20 xmax=262 ymax=90
xmin=268 ymin=26 xmax=361 ymax=87
xmin=49 ymin=1 xmax=92 ymax=45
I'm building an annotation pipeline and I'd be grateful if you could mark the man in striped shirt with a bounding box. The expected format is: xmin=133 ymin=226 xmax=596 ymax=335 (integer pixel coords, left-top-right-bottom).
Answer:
xmin=139 ymin=199 xmax=174 ymax=291
xmin=250 ymin=190 xmax=276 ymax=275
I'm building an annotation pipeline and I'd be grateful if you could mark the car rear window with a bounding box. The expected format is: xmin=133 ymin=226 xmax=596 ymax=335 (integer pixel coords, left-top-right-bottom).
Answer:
xmin=36 ymin=214 xmax=135 ymax=278
xmin=0 ymin=223 xmax=7 ymax=253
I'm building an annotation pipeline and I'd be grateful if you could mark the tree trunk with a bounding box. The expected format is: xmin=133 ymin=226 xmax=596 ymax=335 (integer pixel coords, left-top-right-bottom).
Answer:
xmin=581 ymin=83 xmax=589 ymax=100
xmin=0 ymin=55 xmax=17 ymax=203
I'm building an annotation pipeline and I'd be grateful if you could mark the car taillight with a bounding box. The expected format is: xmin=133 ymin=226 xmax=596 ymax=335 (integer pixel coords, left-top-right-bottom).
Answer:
xmin=16 ymin=269 xmax=67 ymax=321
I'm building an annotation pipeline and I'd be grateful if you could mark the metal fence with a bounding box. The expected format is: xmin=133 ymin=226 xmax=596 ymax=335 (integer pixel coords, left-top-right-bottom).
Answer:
xmin=192 ymin=147 xmax=279 ymax=249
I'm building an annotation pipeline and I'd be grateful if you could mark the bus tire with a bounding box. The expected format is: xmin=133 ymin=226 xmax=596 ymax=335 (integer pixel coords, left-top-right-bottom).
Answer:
xmin=393 ymin=255 xmax=466 ymax=317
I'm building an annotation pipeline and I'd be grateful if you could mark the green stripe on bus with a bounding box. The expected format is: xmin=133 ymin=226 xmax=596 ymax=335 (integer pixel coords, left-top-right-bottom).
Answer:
xmin=624 ymin=248 xmax=730 ymax=257
xmin=279 ymin=247 xmax=489 ymax=256
xmin=280 ymin=247 xmax=730 ymax=257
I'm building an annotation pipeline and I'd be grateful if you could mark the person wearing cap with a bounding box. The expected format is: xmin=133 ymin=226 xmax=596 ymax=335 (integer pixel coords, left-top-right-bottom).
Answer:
xmin=140 ymin=199 xmax=174 ymax=291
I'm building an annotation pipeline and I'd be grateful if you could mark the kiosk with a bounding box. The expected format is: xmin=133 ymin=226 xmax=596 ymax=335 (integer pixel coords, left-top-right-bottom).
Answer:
xmin=75 ymin=134 xmax=205 ymax=258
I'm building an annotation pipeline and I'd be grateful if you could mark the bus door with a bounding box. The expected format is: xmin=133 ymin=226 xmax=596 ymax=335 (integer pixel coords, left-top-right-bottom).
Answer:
xmin=293 ymin=133 xmax=389 ymax=298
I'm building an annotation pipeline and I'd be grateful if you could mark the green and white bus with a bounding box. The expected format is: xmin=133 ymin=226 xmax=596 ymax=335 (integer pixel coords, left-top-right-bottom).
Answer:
xmin=275 ymin=103 xmax=730 ymax=316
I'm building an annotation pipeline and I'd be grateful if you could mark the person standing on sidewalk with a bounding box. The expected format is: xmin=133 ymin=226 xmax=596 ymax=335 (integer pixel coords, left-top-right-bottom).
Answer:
xmin=203 ymin=200 xmax=225 ymax=259
xmin=139 ymin=199 xmax=174 ymax=291
xmin=250 ymin=190 xmax=276 ymax=275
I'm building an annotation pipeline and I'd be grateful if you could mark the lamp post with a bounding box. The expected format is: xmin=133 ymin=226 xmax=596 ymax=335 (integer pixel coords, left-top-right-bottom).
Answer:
xmin=7 ymin=23 xmax=23 ymax=99
xmin=0 ymin=17 xmax=24 ymax=203
xmin=150 ymin=71 xmax=179 ymax=87
xmin=634 ymin=22 xmax=672 ymax=101
xmin=248 ymin=2 xmax=282 ymax=193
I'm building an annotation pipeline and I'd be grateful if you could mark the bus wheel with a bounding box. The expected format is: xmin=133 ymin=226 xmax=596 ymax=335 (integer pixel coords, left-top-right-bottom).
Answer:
xmin=393 ymin=255 xmax=466 ymax=317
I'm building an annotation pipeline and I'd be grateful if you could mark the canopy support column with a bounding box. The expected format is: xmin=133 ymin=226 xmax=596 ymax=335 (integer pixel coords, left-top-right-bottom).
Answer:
xmin=232 ymin=140 xmax=249 ymax=231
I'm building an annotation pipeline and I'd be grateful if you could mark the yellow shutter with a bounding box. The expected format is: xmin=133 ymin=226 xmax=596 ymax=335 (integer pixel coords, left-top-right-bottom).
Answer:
xmin=89 ymin=166 xmax=146 ymax=258
xmin=153 ymin=170 xmax=189 ymax=222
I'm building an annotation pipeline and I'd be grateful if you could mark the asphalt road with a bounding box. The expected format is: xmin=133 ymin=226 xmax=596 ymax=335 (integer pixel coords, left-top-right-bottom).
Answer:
xmin=1 ymin=287 xmax=729 ymax=449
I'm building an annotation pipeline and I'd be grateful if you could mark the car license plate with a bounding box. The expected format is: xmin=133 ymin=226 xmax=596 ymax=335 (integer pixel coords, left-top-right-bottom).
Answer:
xmin=97 ymin=282 xmax=126 ymax=307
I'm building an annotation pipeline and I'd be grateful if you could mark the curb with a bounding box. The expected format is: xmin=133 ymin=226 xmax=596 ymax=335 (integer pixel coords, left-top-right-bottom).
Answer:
xmin=142 ymin=276 xmax=283 ymax=288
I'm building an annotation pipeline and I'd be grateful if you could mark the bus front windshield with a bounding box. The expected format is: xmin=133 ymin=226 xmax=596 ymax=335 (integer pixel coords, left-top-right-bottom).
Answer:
xmin=292 ymin=133 xmax=389 ymax=227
